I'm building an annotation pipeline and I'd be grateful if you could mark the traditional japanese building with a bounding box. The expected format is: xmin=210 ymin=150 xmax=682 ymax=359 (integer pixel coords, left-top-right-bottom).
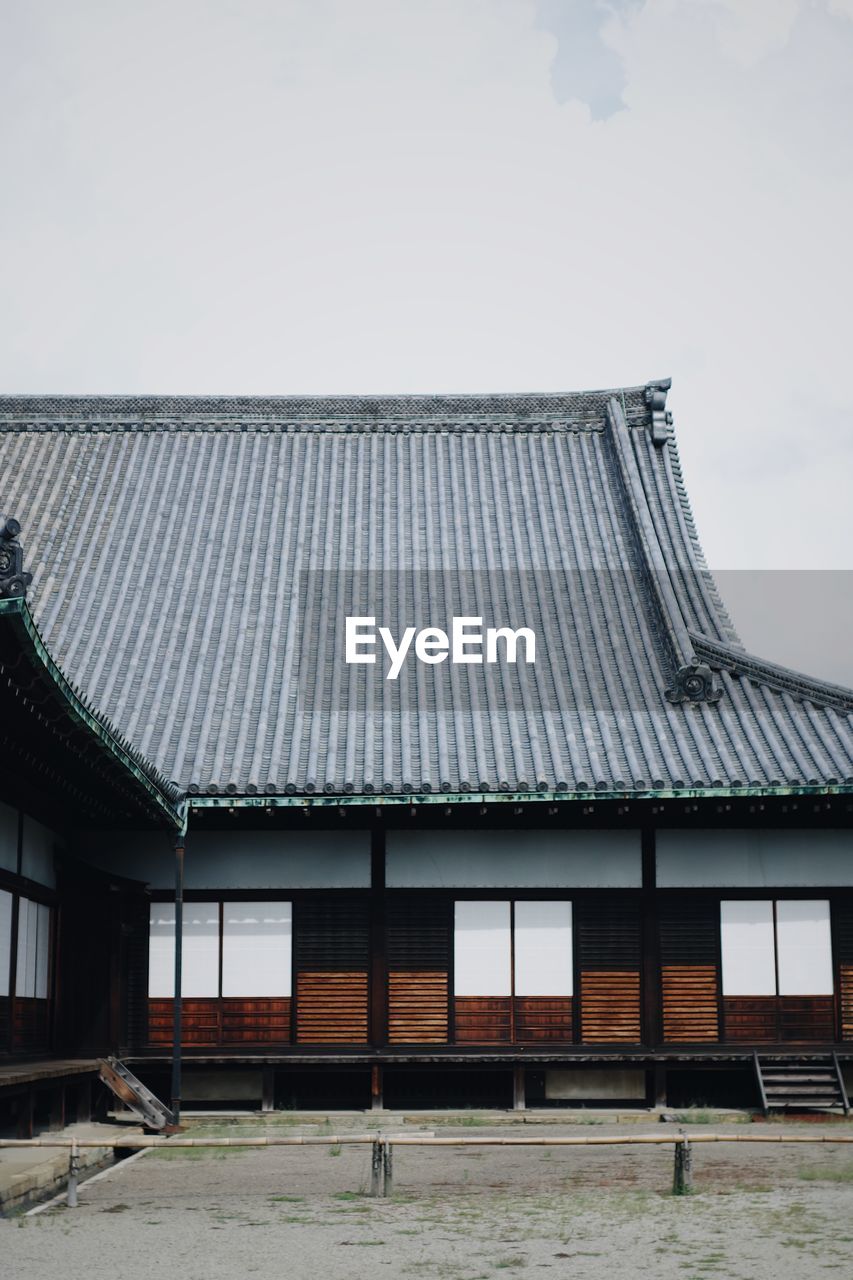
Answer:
xmin=1 ymin=382 xmax=851 ymax=1125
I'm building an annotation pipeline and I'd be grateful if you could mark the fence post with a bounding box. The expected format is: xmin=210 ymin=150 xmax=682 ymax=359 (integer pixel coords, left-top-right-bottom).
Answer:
xmin=370 ymin=1139 xmax=383 ymax=1197
xmin=382 ymin=1140 xmax=393 ymax=1197
xmin=67 ymin=1141 xmax=79 ymax=1208
xmin=672 ymin=1133 xmax=693 ymax=1196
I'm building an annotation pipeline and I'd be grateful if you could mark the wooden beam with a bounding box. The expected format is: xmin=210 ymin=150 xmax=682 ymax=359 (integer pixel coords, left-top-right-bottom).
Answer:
xmin=369 ymin=828 xmax=387 ymax=1047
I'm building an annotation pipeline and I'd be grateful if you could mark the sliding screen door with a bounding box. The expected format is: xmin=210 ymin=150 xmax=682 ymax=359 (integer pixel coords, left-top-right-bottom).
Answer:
xmin=222 ymin=903 xmax=292 ymax=997
xmin=775 ymin=901 xmax=832 ymax=996
xmin=720 ymin=901 xmax=776 ymax=997
xmin=513 ymin=900 xmax=573 ymax=1042
xmin=454 ymin=901 xmax=512 ymax=1043
xmin=721 ymin=899 xmax=835 ymax=1042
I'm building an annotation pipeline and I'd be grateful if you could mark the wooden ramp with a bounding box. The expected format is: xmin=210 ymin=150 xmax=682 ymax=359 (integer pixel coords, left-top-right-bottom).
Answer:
xmin=97 ymin=1057 xmax=173 ymax=1130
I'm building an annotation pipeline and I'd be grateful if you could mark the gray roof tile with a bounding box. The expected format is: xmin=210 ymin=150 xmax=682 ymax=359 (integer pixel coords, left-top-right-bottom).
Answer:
xmin=1 ymin=384 xmax=850 ymax=795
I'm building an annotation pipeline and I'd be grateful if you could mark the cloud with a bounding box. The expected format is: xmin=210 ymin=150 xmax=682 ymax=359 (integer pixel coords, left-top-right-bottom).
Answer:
xmin=0 ymin=0 xmax=850 ymax=625
xmin=535 ymin=0 xmax=641 ymax=120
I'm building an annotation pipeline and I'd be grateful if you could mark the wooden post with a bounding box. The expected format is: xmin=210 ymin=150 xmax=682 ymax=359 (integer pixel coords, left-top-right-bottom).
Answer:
xmin=49 ymin=1082 xmax=65 ymax=1132
xmin=653 ymin=1064 xmax=667 ymax=1109
xmin=672 ymin=1134 xmax=693 ymax=1195
xmin=513 ymin=1066 xmax=526 ymax=1112
xmin=371 ymin=1064 xmax=384 ymax=1111
xmin=261 ymin=1068 xmax=275 ymax=1113
xmin=170 ymin=836 xmax=185 ymax=1126
xmin=382 ymin=1140 xmax=393 ymax=1196
xmin=641 ymin=827 xmax=661 ymax=1048
xmin=369 ymin=829 xmax=387 ymax=1049
xmin=67 ymin=1140 xmax=79 ymax=1208
xmin=18 ymin=1089 xmax=34 ymax=1139
xmin=77 ymin=1078 xmax=92 ymax=1124
xmin=370 ymin=1139 xmax=383 ymax=1196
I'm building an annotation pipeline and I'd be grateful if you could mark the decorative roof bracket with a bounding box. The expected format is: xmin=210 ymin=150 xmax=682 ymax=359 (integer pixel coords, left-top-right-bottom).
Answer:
xmin=0 ymin=517 xmax=33 ymax=599
xmin=645 ymin=378 xmax=673 ymax=445
xmin=666 ymin=661 xmax=722 ymax=705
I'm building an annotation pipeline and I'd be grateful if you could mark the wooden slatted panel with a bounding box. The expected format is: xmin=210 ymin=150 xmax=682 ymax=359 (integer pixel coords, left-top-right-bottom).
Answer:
xmin=579 ymin=972 xmax=641 ymax=1043
xmin=835 ymin=903 xmax=853 ymax=961
xmin=221 ymin=998 xmax=291 ymax=1045
xmin=659 ymin=900 xmax=718 ymax=965
xmin=659 ymin=899 xmax=720 ymax=1044
xmin=514 ymin=996 xmax=572 ymax=1043
xmin=295 ymin=900 xmax=369 ymax=970
xmin=835 ymin=905 xmax=853 ymax=1042
xmin=778 ymin=996 xmax=834 ymax=1043
xmin=294 ymin=900 xmax=369 ymax=1043
xmin=661 ymin=966 xmax=719 ymax=1042
xmin=723 ymin=996 xmax=777 ymax=1043
xmin=148 ymin=998 xmax=220 ymax=1046
xmin=454 ymin=997 xmax=512 ymax=1044
xmin=296 ymin=972 xmax=368 ymax=1043
xmin=576 ymin=897 xmax=641 ymax=968
xmin=386 ymin=897 xmax=451 ymax=1044
xmin=841 ymin=965 xmax=853 ymax=1042
xmin=577 ymin=897 xmax=641 ymax=1044
xmin=386 ymin=897 xmax=452 ymax=969
xmin=388 ymin=971 xmax=448 ymax=1043
xmin=123 ymin=893 xmax=151 ymax=1052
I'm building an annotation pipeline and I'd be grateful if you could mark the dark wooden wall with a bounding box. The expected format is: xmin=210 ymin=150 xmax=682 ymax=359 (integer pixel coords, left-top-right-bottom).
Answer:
xmin=144 ymin=886 xmax=853 ymax=1052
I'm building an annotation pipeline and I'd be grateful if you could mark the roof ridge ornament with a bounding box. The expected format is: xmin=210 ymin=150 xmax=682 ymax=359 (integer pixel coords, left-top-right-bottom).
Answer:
xmin=666 ymin=660 xmax=723 ymax=705
xmin=645 ymin=378 xmax=673 ymax=445
xmin=0 ymin=516 xmax=33 ymax=599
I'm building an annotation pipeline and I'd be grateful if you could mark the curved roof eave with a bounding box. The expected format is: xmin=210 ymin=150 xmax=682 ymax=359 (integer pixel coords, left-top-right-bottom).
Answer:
xmin=0 ymin=595 xmax=184 ymax=829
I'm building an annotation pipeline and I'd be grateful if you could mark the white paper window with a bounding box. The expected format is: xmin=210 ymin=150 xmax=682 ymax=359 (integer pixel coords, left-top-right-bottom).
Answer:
xmin=148 ymin=904 xmax=176 ymax=998
xmin=34 ymin=903 xmax=50 ymax=998
xmin=222 ymin=902 xmax=292 ymax=997
xmin=0 ymin=890 xmax=12 ymax=997
xmin=720 ymin=900 xmax=776 ymax=996
xmin=776 ymin=900 xmax=833 ymax=996
xmin=15 ymin=897 xmax=50 ymax=999
xmin=454 ymin=901 xmax=511 ymax=997
xmin=514 ymin=901 xmax=573 ymax=997
xmin=148 ymin=903 xmax=220 ymax=998
xmin=15 ymin=898 xmax=33 ymax=996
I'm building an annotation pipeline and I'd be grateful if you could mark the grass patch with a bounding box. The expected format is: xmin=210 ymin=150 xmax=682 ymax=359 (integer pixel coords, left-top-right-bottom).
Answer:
xmin=671 ymin=1108 xmax=714 ymax=1125
xmin=798 ymin=1165 xmax=853 ymax=1183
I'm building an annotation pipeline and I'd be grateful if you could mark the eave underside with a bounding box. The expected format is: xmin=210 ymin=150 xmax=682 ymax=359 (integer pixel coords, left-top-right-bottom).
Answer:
xmin=0 ymin=600 xmax=181 ymax=830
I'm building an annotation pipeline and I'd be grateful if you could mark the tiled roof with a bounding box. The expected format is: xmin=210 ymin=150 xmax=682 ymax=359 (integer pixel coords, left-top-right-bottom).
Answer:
xmin=1 ymin=384 xmax=851 ymax=796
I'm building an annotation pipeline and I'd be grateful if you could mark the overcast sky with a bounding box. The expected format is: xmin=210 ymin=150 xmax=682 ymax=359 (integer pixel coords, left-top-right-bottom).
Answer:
xmin=1 ymin=1 xmax=851 ymax=679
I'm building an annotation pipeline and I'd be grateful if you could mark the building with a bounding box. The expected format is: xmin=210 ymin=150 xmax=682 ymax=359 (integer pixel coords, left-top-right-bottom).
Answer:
xmin=1 ymin=381 xmax=851 ymax=1127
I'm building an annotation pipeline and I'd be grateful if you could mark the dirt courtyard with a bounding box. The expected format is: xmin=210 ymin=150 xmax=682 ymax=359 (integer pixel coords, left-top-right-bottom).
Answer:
xmin=4 ymin=1119 xmax=853 ymax=1279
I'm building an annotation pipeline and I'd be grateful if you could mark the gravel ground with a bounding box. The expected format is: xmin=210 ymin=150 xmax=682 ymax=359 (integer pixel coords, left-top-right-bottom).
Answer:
xmin=4 ymin=1120 xmax=853 ymax=1279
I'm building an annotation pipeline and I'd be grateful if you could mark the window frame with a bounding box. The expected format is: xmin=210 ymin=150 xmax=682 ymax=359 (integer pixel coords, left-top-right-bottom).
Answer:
xmin=148 ymin=898 xmax=293 ymax=1000
xmin=720 ymin=897 xmax=834 ymax=998
xmin=453 ymin=898 xmax=574 ymax=1000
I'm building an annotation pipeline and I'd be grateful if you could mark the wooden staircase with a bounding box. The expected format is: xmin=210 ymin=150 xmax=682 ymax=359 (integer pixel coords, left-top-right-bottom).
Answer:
xmin=754 ymin=1052 xmax=850 ymax=1115
xmin=97 ymin=1056 xmax=174 ymax=1130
